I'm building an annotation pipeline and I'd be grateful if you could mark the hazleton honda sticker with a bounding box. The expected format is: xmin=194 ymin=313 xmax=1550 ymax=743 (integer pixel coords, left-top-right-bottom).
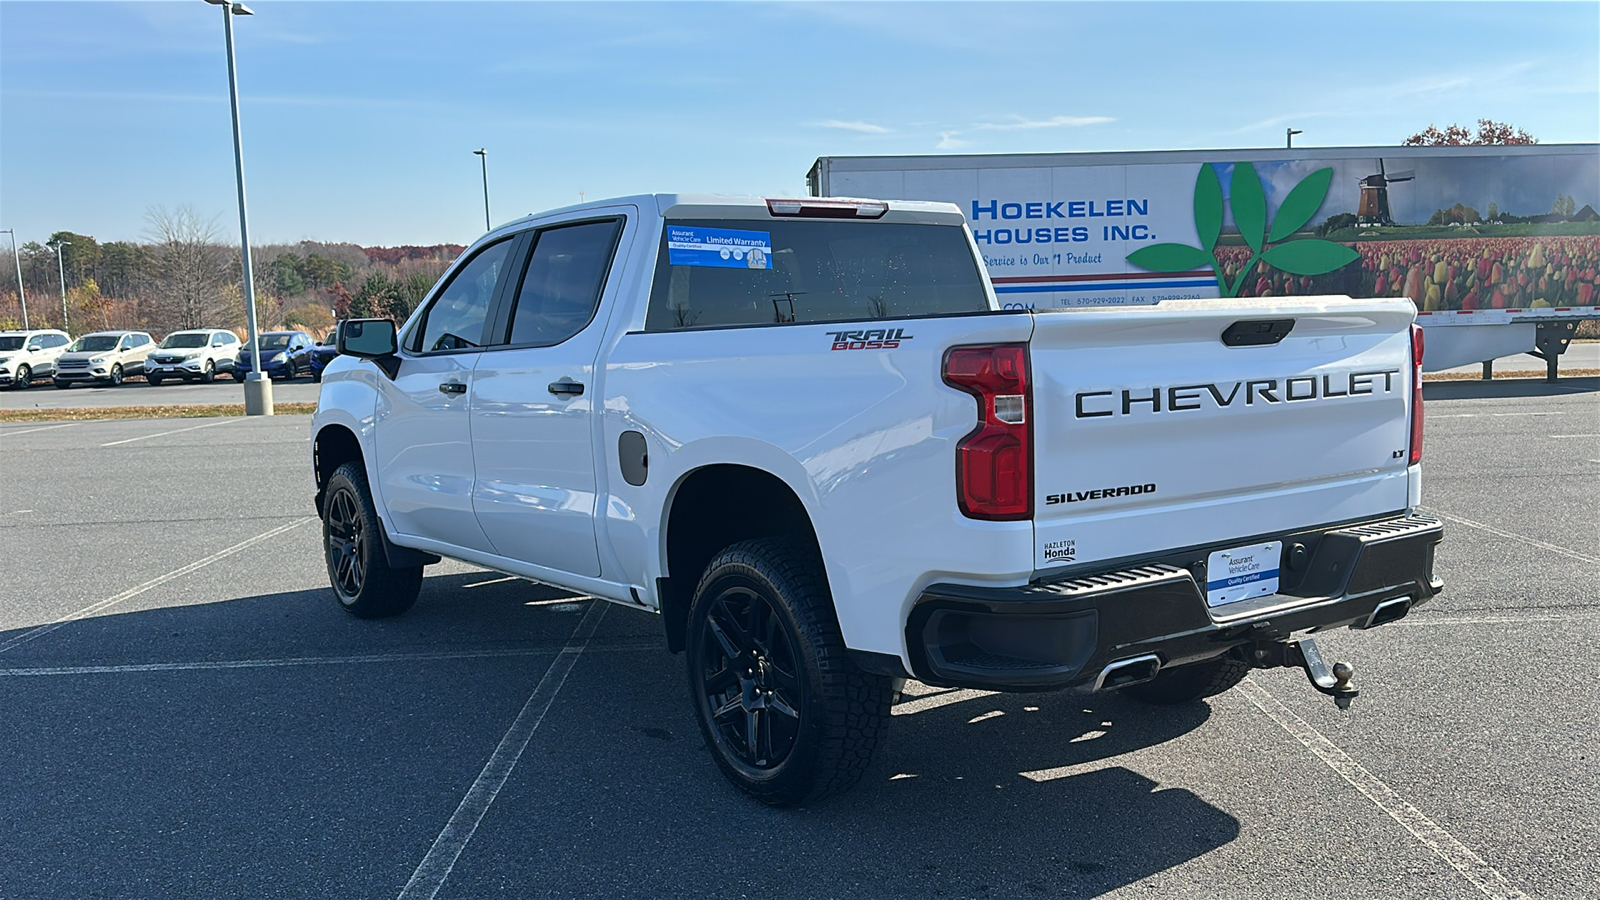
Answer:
xmin=666 ymin=226 xmax=772 ymax=269
xmin=825 ymin=328 xmax=913 ymax=350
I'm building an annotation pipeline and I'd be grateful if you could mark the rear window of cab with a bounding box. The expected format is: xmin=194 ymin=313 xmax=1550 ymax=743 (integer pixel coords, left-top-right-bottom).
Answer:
xmin=644 ymin=219 xmax=988 ymax=331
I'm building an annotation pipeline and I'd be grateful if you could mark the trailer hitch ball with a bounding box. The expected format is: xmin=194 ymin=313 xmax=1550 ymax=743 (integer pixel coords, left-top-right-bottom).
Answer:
xmin=1294 ymin=638 xmax=1359 ymax=709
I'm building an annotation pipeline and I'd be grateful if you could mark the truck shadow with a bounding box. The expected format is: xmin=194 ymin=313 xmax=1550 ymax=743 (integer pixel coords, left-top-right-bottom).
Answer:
xmin=0 ymin=573 xmax=1238 ymax=899
xmin=1424 ymin=375 xmax=1598 ymax=399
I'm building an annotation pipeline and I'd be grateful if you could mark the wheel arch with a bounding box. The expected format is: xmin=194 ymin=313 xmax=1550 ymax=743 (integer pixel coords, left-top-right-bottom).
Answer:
xmin=312 ymin=423 xmax=365 ymax=519
xmin=658 ymin=463 xmax=823 ymax=653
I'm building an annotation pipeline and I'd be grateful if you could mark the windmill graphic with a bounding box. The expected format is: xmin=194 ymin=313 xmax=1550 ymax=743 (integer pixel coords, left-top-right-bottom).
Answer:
xmin=1357 ymin=159 xmax=1414 ymax=226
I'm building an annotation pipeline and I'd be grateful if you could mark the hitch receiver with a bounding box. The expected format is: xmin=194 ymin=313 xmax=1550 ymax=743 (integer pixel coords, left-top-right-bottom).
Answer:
xmin=1252 ymin=637 xmax=1359 ymax=709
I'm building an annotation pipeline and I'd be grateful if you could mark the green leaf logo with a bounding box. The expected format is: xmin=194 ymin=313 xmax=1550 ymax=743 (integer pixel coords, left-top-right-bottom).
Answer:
xmin=1129 ymin=162 xmax=1354 ymax=297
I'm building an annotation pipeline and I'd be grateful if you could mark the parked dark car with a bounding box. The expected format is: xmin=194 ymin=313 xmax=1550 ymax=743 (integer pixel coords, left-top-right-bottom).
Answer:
xmin=308 ymin=328 xmax=341 ymax=382
xmin=233 ymin=330 xmax=314 ymax=381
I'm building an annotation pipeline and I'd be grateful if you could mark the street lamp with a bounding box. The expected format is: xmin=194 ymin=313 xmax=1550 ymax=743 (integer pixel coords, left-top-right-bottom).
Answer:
xmin=205 ymin=0 xmax=271 ymax=415
xmin=1286 ymin=128 xmax=1303 ymax=149
xmin=473 ymin=148 xmax=490 ymax=232
xmin=0 ymin=229 xmax=26 ymax=330
xmin=46 ymin=238 xmax=69 ymax=332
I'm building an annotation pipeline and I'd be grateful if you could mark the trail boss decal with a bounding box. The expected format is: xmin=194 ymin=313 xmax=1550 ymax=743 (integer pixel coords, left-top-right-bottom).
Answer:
xmin=1047 ymin=483 xmax=1156 ymax=504
xmin=827 ymin=328 xmax=913 ymax=351
xmin=1075 ymin=369 xmax=1400 ymax=418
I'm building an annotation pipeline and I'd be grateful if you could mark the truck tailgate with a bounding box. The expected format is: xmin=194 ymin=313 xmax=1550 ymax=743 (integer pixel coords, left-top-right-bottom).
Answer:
xmin=1029 ymin=296 xmax=1417 ymax=572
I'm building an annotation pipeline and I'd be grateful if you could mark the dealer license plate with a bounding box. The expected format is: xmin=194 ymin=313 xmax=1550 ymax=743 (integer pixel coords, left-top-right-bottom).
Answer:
xmin=1205 ymin=541 xmax=1282 ymax=607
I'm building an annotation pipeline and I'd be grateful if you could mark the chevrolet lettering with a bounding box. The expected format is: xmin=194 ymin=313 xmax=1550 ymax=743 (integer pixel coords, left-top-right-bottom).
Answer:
xmin=311 ymin=193 xmax=1442 ymax=806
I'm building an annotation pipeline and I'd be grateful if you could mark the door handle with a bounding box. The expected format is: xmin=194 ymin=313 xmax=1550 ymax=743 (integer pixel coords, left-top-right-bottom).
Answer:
xmin=547 ymin=378 xmax=585 ymax=397
xmin=439 ymin=381 xmax=467 ymax=395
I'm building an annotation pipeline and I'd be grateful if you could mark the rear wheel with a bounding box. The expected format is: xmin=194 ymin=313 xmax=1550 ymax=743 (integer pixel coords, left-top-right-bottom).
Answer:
xmin=322 ymin=461 xmax=422 ymax=618
xmin=687 ymin=538 xmax=892 ymax=806
xmin=1121 ymin=654 xmax=1250 ymax=705
xmin=10 ymin=364 xmax=30 ymax=389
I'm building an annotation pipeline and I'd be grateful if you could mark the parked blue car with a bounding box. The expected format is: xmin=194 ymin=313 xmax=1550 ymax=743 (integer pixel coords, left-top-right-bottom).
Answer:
xmin=232 ymin=330 xmax=314 ymax=382
xmin=308 ymin=328 xmax=340 ymax=382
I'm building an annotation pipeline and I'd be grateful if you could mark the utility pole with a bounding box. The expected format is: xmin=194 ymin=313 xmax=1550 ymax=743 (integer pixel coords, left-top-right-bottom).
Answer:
xmin=206 ymin=0 xmax=272 ymax=415
xmin=473 ymin=148 xmax=491 ymax=232
xmin=1 ymin=229 xmax=26 ymax=330
xmin=47 ymin=238 xmax=69 ymax=331
xmin=1286 ymin=128 xmax=1303 ymax=149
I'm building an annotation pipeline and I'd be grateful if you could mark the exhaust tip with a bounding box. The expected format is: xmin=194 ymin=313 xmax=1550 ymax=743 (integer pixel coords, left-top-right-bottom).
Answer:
xmin=1361 ymin=597 xmax=1412 ymax=629
xmin=1093 ymin=654 xmax=1161 ymax=691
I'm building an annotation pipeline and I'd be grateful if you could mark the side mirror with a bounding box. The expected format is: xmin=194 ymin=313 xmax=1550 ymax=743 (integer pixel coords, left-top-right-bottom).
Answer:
xmin=337 ymin=318 xmax=400 ymax=378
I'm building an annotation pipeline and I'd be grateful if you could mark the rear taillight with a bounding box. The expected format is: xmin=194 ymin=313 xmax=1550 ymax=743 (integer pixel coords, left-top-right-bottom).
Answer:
xmin=943 ymin=344 xmax=1032 ymax=520
xmin=1409 ymin=323 xmax=1424 ymax=465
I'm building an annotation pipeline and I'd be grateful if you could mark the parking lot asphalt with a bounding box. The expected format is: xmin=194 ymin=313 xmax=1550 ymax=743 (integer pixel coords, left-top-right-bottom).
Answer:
xmin=1 ymin=379 xmax=1596 ymax=899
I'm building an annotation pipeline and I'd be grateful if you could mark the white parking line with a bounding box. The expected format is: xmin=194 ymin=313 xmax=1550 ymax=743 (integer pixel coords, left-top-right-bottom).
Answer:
xmin=1402 ymin=614 xmax=1578 ymax=626
xmin=101 ymin=418 xmax=236 ymax=446
xmin=0 ymin=517 xmax=316 ymax=655
xmin=1 ymin=423 xmax=76 ymax=436
xmin=892 ymin=687 xmax=997 ymax=716
xmin=397 ymin=599 xmax=608 ymax=900
xmin=1548 ymin=434 xmax=1599 ymax=439
xmin=1239 ymin=680 xmax=1529 ymax=900
xmin=1434 ymin=512 xmax=1600 ymax=566
xmin=1431 ymin=412 xmax=1563 ymax=419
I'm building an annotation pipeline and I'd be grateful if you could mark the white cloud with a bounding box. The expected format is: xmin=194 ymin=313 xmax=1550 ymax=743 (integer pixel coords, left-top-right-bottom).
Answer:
xmin=936 ymin=131 xmax=968 ymax=150
xmin=976 ymin=115 xmax=1115 ymax=131
xmin=817 ymin=119 xmax=891 ymax=134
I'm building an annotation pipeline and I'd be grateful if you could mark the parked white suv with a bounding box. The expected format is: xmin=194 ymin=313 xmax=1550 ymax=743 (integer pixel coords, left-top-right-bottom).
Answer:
xmin=53 ymin=330 xmax=155 ymax=387
xmin=0 ymin=329 xmax=73 ymax=389
xmin=146 ymin=329 xmax=242 ymax=385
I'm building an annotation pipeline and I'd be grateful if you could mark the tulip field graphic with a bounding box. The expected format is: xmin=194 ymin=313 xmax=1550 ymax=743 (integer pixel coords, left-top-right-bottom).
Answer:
xmin=1128 ymin=162 xmax=1599 ymax=310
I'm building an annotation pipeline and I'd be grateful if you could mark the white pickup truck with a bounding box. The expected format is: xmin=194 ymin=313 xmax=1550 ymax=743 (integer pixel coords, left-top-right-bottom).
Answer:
xmin=311 ymin=194 xmax=1444 ymax=805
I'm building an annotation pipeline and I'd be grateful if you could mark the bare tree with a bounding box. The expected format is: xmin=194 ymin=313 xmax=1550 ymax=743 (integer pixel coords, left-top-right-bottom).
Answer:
xmin=145 ymin=206 xmax=232 ymax=330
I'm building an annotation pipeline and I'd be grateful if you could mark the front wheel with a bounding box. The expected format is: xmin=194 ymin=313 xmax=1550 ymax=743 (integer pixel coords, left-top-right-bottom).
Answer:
xmin=108 ymin=364 xmax=124 ymax=386
xmin=686 ymin=538 xmax=892 ymax=806
xmin=148 ymin=374 xmax=164 ymax=386
xmin=201 ymin=360 xmax=216 ymax=383
xmin=54 ymin=380 xmax=70 ymax=389
xmin=232 ymin=371 xmax=246 ymax=383
xmin=1121 ymin=654 xmax=1250 ymax=705
xmin=322 ymin=462 xmax=423 ymax=618
xmin=9 ymin=364 xmax=30 ymax=389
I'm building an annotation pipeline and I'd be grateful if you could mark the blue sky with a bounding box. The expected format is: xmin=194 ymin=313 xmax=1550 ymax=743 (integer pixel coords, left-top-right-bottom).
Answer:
xmin=2 ymin=1 xmax=1596 ymax=247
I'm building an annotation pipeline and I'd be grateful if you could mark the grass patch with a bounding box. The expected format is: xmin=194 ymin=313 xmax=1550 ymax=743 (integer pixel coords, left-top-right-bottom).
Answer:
xmin=0 ymin=403 xmax=316 ymax=423
xmin=1424 ymin=369 xmax=1599 ymax=381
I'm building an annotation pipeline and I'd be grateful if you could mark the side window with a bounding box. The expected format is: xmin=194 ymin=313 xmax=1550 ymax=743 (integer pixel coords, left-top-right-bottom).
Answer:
xmin=411 ymin=239 xmax=514 ymax=353
xmin=47 ymin=334 xmax=64 ymax=348
xmin=118 ymin=336 xmax=133 ymax=350
xmin=504 ymin=219 xmax=622 ymax=347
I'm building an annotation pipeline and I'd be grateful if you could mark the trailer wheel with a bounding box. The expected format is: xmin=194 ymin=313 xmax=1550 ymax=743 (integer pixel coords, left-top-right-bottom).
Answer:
xmin=1122 ymin=654 xmax=1250 ymax=705
xmin=686 ymin=538 xmax=891 ymax=806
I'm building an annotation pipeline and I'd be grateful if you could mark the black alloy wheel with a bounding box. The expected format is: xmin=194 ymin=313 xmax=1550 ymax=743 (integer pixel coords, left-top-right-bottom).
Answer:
xmin=321 ymin=461 xmax=422 ymax=618
xmin=108 ymin=364 xmax=123 ymax=386
xmin=325 ymin=486 xmax=367 ymax=599
xmin=686 ymin=539 xmax=892 ymax=805
xmin=11 ymin=364 xmax=29 ymax=389
xmin=697 ymin=583 xmax=806 ymax=772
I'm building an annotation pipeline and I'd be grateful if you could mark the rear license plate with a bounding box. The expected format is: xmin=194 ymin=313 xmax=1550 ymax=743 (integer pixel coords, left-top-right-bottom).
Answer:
xmin=1205 ymin=541 xmax=1282 ymax=607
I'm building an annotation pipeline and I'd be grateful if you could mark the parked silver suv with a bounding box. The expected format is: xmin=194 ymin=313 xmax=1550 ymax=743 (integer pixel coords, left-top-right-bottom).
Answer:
xmin=146 ymin=329 xmax=241 ymax=385
xmin=53 ymin=330 xmax=155 ymax=387
xmin=0 ymin=329 xmax=73 ymax=389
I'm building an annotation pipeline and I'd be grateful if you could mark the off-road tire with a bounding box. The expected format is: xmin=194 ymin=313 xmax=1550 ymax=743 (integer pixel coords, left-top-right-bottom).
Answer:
xmin=686 ymin=538 xmax=892 ymax=806
xmin=1122 ymin=654 xmax=1251 ymax=705
xmin=322 ymin=461 xmax=422 ymax=619
xmin=10 ymin=364 xmax=30 ymax=389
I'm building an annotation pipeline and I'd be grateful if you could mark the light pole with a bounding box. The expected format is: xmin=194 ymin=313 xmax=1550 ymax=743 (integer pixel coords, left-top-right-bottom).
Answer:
xmin=47 ymin=238 xmax=69 ymax=332
xmin=1286 ymin=128 xmax=1303 ymax=149
xmin=206 ymin=0 xmax=271 ymax=415
xmin=0 ymin=229 xmax=26 ymax=330
xmin=473 ymin=148 xmax=490 ymax=232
